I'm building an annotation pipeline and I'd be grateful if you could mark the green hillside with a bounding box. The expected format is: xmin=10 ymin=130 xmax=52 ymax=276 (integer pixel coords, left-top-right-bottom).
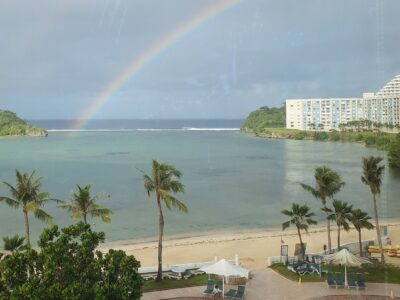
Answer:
xmin=0 ymin=110 xmax=47 ymax=137
xmin=241 ymin=105 xmax=285 ymax=133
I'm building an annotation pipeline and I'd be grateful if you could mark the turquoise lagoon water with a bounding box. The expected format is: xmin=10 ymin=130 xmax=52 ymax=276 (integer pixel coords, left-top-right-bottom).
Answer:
xmin=1 ymin=129 xmax=399 ymax=244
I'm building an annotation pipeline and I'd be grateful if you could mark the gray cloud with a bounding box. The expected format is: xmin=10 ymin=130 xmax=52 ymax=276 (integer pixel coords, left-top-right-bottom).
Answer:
xmin=0 ymin=0 xmax=399 ymax=119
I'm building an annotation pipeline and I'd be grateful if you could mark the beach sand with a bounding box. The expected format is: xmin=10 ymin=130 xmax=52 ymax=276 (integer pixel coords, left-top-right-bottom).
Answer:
xmin=99 ymin=223 xmax=400 ymax=269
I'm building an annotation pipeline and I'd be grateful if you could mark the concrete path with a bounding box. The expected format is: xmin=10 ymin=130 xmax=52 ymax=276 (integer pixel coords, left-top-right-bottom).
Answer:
xmin=141 ymin=269 xmax=400 ymax=300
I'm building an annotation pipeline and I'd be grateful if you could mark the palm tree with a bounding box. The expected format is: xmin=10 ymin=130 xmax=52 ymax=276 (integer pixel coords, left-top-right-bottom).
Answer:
xmin=138 ymin=160 xmax=187 ymax=281
xmin=349 ymin=209 xmax=374 ymax=257
xmin=299 ymin=166 xmax=345 ymax=252
xmin=361 ymin=156 xmax=385 ymax=264
xmin=0 ymin=170 xmax=60 ymax=247
xmin=59 ymin=184 xmax=112 ymax=225
xmin=322 ymin=200 xmax=353 ymax=251
xmin=281 ymin=203 xmax=317 ymax=259
xmin=3 ymin=235 xmax=26 ymax=252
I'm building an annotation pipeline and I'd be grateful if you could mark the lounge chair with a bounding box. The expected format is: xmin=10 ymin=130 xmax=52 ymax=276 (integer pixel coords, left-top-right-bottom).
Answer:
xmin=326 ymin=273 xmax=336 ymax=288
xmin=182 ymin=270 xmax=192 ymax=280
xmin=141 ymin=273 xmax=157 ymax=280
xmin=224 ymin=289 xmax=237 ymax=299
xmin=203 ymin=280 xmax=214 ymax=297
xmin=347 ymin=273 xmax=357 ymax=289
xmin=190 ymin=269 xmax=205 ymax=275
xmin=356 ymin=274 xmax=366 ymax=290
xmin=233 ymin=285 xmax=245 ymax=300
xmin=334 ymin=273 xmax=345 ymax=288
xmin=166 ymin=272 xmax=182 ymax=280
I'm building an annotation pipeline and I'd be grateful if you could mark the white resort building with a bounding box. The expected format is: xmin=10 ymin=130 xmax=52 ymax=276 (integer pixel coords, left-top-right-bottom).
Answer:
xmin=286 ymin=75 xmax=400 ymax=131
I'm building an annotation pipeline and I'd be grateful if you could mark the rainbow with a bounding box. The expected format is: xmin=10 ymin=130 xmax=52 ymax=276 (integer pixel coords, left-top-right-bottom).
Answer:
xmin=72 ymin=0 xmax=241 ymax=130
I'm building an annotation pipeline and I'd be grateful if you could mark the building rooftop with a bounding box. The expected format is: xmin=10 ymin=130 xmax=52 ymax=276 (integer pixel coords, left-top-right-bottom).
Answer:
xmin=376 ymin=74 xmax=400 ymax=96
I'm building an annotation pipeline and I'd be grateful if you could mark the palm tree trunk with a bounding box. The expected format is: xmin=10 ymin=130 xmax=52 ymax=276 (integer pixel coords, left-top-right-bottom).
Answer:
xmin=358 ymin=229 xmax=363 ymax=257
xmin=337 ymin=222 xmax=341 ymax=251
xmin=324 ymin=206 xmax=332 ymax=253
xmin=23 ymin=210 xmax=31 ymax=248
xmin=297 ymin=225 xmax=304 ymax=260
xmin=156 ymin=196 xmax=164 ymax=281
xmin=83 ymin=213 xmax=87 ymax=225
xmin=373 ymin=194 xmax=385 ymax=265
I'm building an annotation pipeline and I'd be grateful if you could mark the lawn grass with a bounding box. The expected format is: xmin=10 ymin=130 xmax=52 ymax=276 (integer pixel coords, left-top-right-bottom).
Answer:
xmin=270 ymin=263 xmax=400 ymax=284
xmin=142 ymin=274 xmax=209 ymax=292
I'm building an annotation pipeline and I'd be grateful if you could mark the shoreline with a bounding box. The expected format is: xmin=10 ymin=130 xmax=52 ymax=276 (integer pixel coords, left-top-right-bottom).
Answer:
xmin=99 ymin=222 xmax=400 ymax=269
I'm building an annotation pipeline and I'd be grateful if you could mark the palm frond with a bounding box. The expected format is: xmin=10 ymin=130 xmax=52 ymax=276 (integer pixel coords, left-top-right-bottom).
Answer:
xmin=34 ymin=209 xmax=53 ymax=224
xmin=0 ymin=196 xmax=20 ymax=209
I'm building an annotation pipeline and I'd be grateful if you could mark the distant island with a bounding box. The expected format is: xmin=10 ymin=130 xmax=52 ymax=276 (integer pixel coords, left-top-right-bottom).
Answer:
xmin=0 ymin=110 xmax=47 ymax=137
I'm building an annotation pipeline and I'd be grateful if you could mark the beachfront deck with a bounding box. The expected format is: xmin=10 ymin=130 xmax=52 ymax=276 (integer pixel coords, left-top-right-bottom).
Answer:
xmin=141 ymin=269 xmax=400 ymax=300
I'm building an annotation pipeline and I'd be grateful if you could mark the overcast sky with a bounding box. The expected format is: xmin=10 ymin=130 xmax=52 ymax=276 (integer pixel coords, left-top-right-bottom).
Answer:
xmin=1 ymin=0 xmax=399 ymax=119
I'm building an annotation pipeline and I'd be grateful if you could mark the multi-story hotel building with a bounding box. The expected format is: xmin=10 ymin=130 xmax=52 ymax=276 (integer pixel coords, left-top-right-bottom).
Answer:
xmin=286 ymin=75 xmax=400 ymax=130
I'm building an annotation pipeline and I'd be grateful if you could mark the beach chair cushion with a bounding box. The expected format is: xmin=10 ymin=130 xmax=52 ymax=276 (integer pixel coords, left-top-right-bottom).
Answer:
xmin=334 ymin=273 xmax=344 ymax=288
xmin=233 ymin=285 xmax=245 ymax=299
xmin=224 ymin=289 xmax=237 ymax=298
xmin=326 ymin=273 xmax=336 ymax=288
xmin=356 ymin=274 xmax=366 ymax=289
xmin=203 ymin=280 xmax=214 ymax=295
xmin=347 ymin=273 xmax=357 ymax=289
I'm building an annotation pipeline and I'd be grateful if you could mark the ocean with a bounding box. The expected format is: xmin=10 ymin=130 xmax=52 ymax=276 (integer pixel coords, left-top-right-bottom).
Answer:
xmin=0 ymin=119 xmax=399 ymax=244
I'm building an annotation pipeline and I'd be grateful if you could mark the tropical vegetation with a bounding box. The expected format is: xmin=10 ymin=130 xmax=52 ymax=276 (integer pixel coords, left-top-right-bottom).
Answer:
xmin=0 ymin=110 xmax=47 ymax=136
xmin=241 ymin=105 xmax=285 ymax=133
xmin=60 ymin=184 xmax=112 ymax=225
xmin=388 ymin=133 xmax=400 ymax=168
xmin=2 ymin=235 xmax=27 ymax=252
xmin=281 ymin=203 xmax=317 ymax=259
xmin=361 ymin=156 xmax=386 ymax=265
xmin=0 ymin=170 xmax=61 ymax=247
xmin=0 ymin=223 xmax=142 ymax=299
xmin=138 ymin=160 xmax=188 ymax=281
xmin=322 ymin=200 xmax=353 ymax=250
xmin=299 ymin=167 xmax=345 ymax=252
xmin=349 ymin=209 xmax=374 ymax=257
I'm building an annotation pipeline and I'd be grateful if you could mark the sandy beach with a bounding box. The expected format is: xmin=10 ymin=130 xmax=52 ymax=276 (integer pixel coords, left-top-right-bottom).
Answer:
xmin=99 ymin=223 xmax=400 ymax=269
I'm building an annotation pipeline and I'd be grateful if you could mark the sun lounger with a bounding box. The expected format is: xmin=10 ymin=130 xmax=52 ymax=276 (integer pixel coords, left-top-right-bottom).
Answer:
xmin=233 ymin=285 xmax=245 ymax=300
xmin=326 ymin=273 xmax=336 ymax=288
xmin=356 ymin=274 xmax=366 ymax=290
xmin=224 ymin=289 xmax=237 ymax=299
xmin=141 ymin=273 xmax=157 ymax=280
xmin=166 ymin=272 xmax=182 ymax=280
xmin=182 ymin=270 xmax=192 ymax=280
xmin=334 ymin=273 xmax=345 ymax=288
xmin=347 ymin=273 xmax=357 ymax=289
xmin=203 ymin=280 xmax=214 ymax=297
xmin=190 ymin=269 xmax=204 ymax=275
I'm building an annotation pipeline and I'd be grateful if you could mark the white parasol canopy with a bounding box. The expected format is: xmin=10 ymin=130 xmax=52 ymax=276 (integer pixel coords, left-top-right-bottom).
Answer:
xmin=323 ymin=248 xmax=371 ymax=287
xmin=200 ymin=259 xmax=249 ymax=298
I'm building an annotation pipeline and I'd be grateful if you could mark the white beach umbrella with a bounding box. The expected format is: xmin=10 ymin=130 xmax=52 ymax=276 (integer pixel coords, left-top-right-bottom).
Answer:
xmin=200 ymin=259 xmax=248 ymax=298
xmin=323 ymin=248 xmax=371 ymax=287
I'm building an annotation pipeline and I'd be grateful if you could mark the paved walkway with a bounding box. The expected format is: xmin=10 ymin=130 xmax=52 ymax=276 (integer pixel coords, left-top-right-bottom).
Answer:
xmin=142 ymin=269 xmax=400 ymax=300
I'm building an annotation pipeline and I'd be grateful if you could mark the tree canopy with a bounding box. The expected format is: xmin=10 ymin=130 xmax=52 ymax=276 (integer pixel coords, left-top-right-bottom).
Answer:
xmin=0 ymin=223 xmax=142 ymax=299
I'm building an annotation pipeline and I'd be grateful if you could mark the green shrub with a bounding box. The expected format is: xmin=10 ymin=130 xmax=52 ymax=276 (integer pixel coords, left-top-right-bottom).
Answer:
xmin=313 ymin=132 xmax=329 ymax=141
xmin=365 ymin=136 xmax=376 ymax=146
xmin=389 ymin=134 xmax=400 ymax=169
xmin=355 ymin=133 xmax=364 ymax=142
xmin=294 ymin=131 xmax=306 ymax=140
xmin=329 ymin=132 xmax=340 ymax=141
